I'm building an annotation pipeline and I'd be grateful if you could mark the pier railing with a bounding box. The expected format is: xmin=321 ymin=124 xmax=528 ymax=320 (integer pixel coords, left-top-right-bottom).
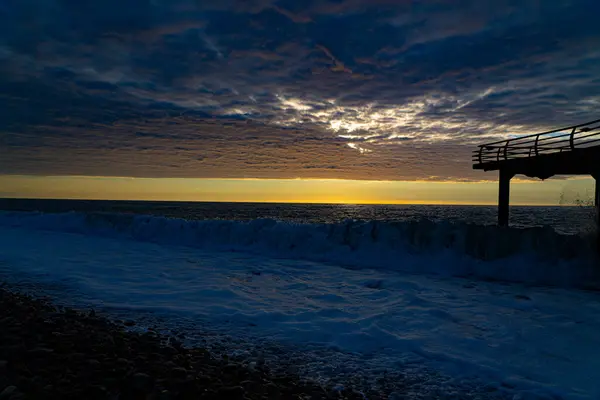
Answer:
xmin=473 ymin=118 xmax=600 ymax=166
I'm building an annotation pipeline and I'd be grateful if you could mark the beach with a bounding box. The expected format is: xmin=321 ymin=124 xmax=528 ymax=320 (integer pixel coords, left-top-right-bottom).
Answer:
xmin=0 ymin=286 xmax=372 ymax=399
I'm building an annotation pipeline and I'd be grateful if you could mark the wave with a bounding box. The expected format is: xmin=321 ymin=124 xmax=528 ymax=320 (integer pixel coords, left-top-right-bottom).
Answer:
xmin=0 ymin=211 xmax=598 ymax=288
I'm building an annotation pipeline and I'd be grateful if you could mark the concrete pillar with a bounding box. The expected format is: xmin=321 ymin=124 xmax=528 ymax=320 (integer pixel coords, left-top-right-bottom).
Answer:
xmin=594 ymin=175 xmax=600 ymax=209
xmin=498 ymin=169 xmax=514 ymax=227
xmin=595 ymin=175 xmax=600 ymax=255
xmin=592 ymin=173 xmax=600 ymax=256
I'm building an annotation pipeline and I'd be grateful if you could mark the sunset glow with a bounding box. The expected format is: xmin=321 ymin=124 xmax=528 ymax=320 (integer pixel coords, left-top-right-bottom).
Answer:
xmin=1 ymin=1 xmax=598 ymax=203
xmin=1 ymin=175 xmax=594 ymax=206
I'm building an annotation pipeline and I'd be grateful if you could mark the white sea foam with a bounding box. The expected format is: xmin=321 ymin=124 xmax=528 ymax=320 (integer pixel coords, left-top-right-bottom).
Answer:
xmin=1 ymin=225 xmax=599 ymax=399
xmin=0 ymin=211 xmax=597 ymax=288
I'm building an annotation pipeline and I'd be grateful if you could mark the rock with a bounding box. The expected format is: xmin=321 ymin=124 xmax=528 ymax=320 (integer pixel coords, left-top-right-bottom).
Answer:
xmin=68 ymin=352 xmax=86 ymax=362
xmin=131 ymin=372 xmax=153 ymax=390
xmin=85 ymin=385 xmax=108 ymax=397
xmin=88 ymin=359 xmax=100 ymax=367
xmin=173 ymin=378 xmax=198 ymax=394
xmin=217 ymin=385 xmax=245 ymax=399
xmin=170 ymin=338 xmax=183 ymax=350
xmin=161 ymin=346 xmax=178 ymax=356
xmin=117 ymin=357 xmax=131 ymax=366
xmin=14 ymin=378 xmax=30 ymax=391
xmin=171 ymin=367 xmax=188 ymax=378
xmin=265 ymin=382 xmax=280 ymax=394
xmin=240 ymin=379 xmax=261 ymax=392
xmin=0 ymin=345 xmax=25 ymax=358
xmin=0 ymin=386 xmax=19 ymax=400
xmin=0 ymin=288 xmax=375 ymax=400
xmin=195 ymin=374 xmax=214 ymax=385
xmin=42 ymin=385 xmax=54 ymax=393
xmin=223 ymin=363 xmax=241 ymax=375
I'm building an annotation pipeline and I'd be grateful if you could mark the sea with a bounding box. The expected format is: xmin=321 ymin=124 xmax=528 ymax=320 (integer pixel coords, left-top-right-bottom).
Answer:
xmin=0 ymin=198 xmax=594 ymax=234
xmin=1 ymin=198 xmax=599 ymax=399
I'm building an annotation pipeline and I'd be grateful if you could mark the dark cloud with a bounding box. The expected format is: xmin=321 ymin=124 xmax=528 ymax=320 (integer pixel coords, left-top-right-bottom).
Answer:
xmin=1 ymin=0 xmax=599 ymax=181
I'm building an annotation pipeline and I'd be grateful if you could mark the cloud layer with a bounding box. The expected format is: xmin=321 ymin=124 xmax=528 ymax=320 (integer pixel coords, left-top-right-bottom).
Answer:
xmin=1 ymin=0 xmax=599 ymax=180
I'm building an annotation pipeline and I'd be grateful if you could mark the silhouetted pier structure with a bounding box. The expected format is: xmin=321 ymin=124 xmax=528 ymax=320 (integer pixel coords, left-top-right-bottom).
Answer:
xmin=473 ymin=118 xmax=600 ymax=230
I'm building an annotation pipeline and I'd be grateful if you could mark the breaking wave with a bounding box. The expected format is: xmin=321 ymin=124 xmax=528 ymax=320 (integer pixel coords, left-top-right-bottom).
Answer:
xmin=0 ymin=211 xmax=597 ymax=288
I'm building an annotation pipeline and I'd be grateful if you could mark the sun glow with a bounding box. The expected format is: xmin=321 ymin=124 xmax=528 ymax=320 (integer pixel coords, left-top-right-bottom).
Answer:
xmin=0 ymin=175 xmax=593 ymax=206
xmin=271 ymin=90 xmax=541 ymax=154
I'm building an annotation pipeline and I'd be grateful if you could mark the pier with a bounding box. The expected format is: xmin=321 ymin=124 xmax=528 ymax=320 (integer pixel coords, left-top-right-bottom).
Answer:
xmin=473 ymin=118 xmax=600 ymax=230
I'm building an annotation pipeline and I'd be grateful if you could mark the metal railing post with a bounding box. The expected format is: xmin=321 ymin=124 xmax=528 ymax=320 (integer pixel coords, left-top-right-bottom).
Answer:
xmin=473 ymin=118 xmax=600 ymax=168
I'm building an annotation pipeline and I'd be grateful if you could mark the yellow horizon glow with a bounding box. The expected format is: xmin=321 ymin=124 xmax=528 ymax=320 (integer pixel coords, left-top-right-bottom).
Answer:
xmin=0 ymin=175 xmax=595 ymax=206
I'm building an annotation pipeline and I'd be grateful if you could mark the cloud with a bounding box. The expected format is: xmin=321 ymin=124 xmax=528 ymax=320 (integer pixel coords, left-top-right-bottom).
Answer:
xmin=1 ymin=0 xmax=600 ymax=181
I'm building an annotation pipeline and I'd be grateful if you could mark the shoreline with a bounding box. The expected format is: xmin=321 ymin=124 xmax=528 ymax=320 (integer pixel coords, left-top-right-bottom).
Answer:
xmin=0 ymin=283 xmax=526 ymax=400
xmin=0 ymin=275 xmax=565 ymax=400
xmin=0 ymin=285 xmax=371 ymax=399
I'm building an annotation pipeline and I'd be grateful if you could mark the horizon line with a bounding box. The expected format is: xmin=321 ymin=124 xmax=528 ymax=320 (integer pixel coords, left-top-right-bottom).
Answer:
xmin=0 ymin=196 xmax=586 ymax=207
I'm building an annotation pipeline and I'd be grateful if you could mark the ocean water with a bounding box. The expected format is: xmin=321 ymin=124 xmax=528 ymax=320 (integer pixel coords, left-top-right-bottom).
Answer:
xmin=0 ymin=198 xmax=594 ymax=234
xmin=0 ymin=198 xmax=597 ymax=287
xmin=1 ymin=198 xmax=600 ymax=399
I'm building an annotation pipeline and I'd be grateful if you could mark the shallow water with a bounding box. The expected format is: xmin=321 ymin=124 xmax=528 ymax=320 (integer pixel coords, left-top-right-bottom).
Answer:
xmin=1 ymin=226 xmax=599 ymax=399
xmin=0 ymin=198 xmax=594 ymax=234
xmin=0 ymin=200 xmax=598 ymax=399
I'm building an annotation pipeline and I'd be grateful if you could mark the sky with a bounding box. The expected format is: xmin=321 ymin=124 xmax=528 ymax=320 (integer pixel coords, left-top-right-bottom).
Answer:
xmin=1 ymin=0 xmax=599 ymax=204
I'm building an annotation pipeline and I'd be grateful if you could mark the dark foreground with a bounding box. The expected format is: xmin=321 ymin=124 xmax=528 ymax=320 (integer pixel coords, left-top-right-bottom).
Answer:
xmin=0 ymin=287 xmax=369 ymax=400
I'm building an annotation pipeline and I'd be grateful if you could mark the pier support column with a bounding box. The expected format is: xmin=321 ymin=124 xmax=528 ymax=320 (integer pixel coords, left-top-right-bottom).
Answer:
xmin=498 ymin=169 xmax=514 ymax=227
xmin=594 ymin=174 xmax=600 ymax=209
xmin=595 ymin=173 xmax=600 ymax=255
